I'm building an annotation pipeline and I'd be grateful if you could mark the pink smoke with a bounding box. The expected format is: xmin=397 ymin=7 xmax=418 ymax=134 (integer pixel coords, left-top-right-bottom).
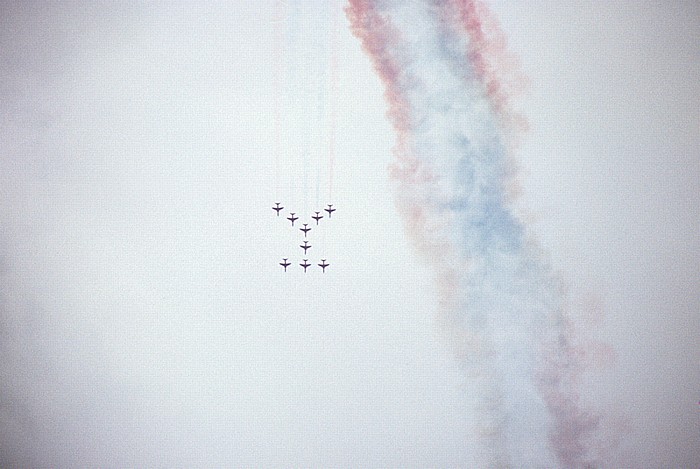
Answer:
xmin=536 ymin=312 xmax=601 ymax=467
xmin=443 ymin=0 xmax=529 ymax=142
xmin=345 ymin=0 xmax=441 ymax=261
xmin=436 ymin=0 xmax=529 ymax=205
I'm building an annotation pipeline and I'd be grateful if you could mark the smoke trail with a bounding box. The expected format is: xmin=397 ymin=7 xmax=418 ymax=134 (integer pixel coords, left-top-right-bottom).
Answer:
xmin=346 ymin=1 xmax=606 ymax=466
xmin=327 ymin=0 xmax=339 ymax=202
xmin=438 ymin=0 xmax=528 ymax=206
xmin=313 ymin=0 xmax=337 ymax=208
xmin=272 ymin=0 xmax=287 ymax=200
xmin=441 ymin=0 xmax=528 ymax=145
xmin=276 ymin=2 xmax=336 ymax=212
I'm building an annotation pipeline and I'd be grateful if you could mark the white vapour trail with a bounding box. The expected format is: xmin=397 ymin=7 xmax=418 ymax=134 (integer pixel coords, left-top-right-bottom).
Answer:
xmin=275 ymin=2 xmax=338 ymax=219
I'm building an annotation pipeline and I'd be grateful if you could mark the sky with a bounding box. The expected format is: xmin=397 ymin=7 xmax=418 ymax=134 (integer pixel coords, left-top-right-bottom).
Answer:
xmin=0 ymin=1 xmax=697 ymax=467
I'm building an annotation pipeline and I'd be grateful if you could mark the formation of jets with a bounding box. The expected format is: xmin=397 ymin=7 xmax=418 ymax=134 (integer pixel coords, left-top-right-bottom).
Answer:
xmin=273 ymin=202 xmax=334 ymax=273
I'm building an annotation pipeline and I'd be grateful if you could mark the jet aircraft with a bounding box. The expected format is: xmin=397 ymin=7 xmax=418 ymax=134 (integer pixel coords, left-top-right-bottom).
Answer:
xmin=279 ymin=258 xmax=290 ymax=272
xmin=300 ymin=224 xmax=311 ymax=237
xmin=287 ymin=212 xmax=298 ymax=226
xmin=318 ymin=259 xmax=329 ymax=272
xmin=312 ymin=211 xmax=323 ymax=224
xmin=300 ymin=259 xmax=311 ymax=272
xmin=272 ymin=202 xmax=283 ymax=216
xmin=300 ymin=240 xmax=311 ymax=254
xmin=325 ymin=204 xmax=336 ymax=218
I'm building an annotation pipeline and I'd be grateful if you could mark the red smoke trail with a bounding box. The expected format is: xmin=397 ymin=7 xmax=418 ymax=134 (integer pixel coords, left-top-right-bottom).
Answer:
xmin=440 ymin=0 xmax=529 ymax=205
xmin=443 ymin=0 xmax=529 ymax=144
xmin=537 ymin=324 xmax=601 ymax=467
xmin=345 ymin=1 xmax=410 ymax=144
xmin=535 ymin=281 xmax=617 ymax=467
xmin=345 ymin=0 xmax=458 ymax=319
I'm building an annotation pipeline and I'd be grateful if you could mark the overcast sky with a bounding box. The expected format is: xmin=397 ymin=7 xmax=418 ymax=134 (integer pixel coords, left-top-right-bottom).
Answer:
xmin=0 ymin=1 xmax=697 ymax=467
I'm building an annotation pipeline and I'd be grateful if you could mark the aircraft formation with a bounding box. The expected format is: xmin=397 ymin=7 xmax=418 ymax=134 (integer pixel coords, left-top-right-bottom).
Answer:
xmin=273 ymin=202 xmax=334 ymax=273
